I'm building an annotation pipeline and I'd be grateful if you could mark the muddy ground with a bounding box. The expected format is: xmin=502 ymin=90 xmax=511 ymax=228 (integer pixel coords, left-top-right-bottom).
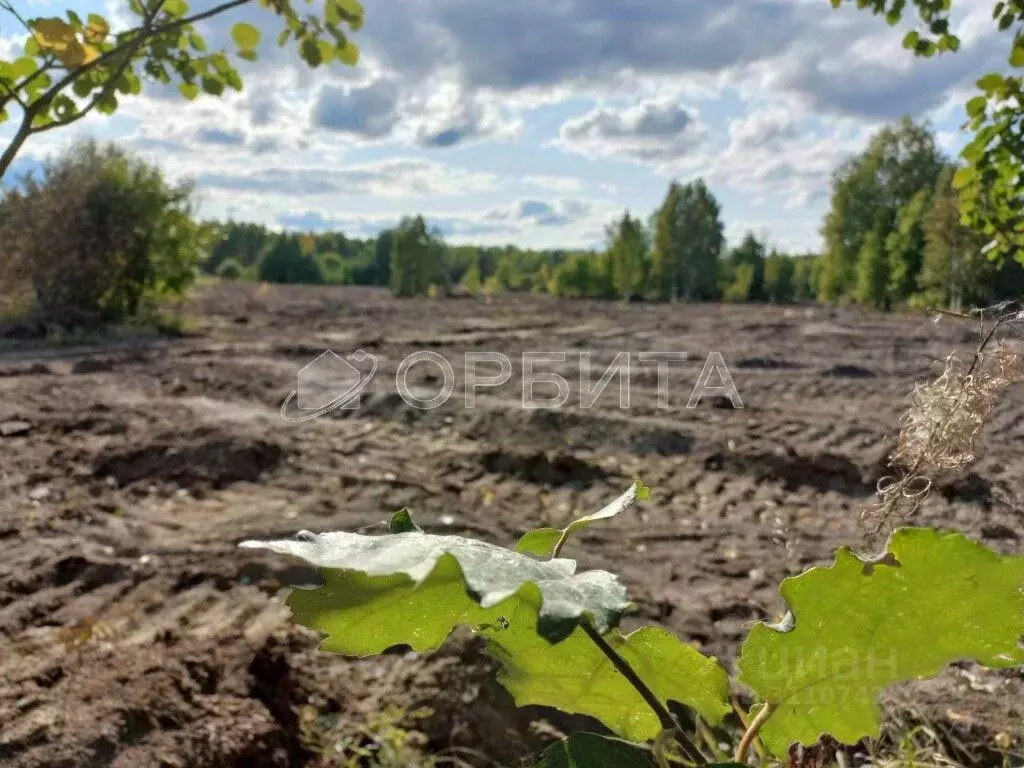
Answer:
xmin=0 ymin=283 xmax=1021 ymax=768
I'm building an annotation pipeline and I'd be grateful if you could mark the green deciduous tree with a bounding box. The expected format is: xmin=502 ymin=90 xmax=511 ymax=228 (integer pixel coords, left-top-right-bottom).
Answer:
xmin=885 ymin=185 xmax=935 ymax=302
xmin=650 ymin=179 xmax=724 ymax=301
xmin=606 ymin=211 xmax=649 ymax=300
xmin=819 ymin=117 xmax=947 ymax=301
xmin=723 ymin=232 xmax=767 ymax=302
xmin=548 ymin=253 xmax=606 ymax=298
xmin=791 ymin=253 xmax=820 ymax=302
xmin=832 ymin=0 xmax=1024 ymax=263
xmin=650 ymin=182 xmax=683 ymax=301
xmin=258 ymin=234 xmax=324 ymax=284
xmin=461 ymin=254 xmax=483 ymax=295
xmin=0 ymin=138 xmax=208 ymax=324
xmin=205 ymin=220 xmax=272 ymax=274
xmin=764 ymin=249 xmax=796 ymax=304
xmin=216 ymin=257 xmax=244 ymax=280
xmin=914 ymin=170 xmax=996 ymax=311
xmin=389 ymin=215 xmax=444 ymax=297
xmin=0 ymin=0 xmax=365 ymax=180
xmin=855 ymin=227 xmax=890 ymax=309
xmin=679 ymin=179 xmax=725 ymax=300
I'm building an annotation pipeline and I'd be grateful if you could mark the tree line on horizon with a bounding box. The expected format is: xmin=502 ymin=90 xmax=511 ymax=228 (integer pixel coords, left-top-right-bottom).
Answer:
xmin=207 ymin=116 xmax=1023 ymax=311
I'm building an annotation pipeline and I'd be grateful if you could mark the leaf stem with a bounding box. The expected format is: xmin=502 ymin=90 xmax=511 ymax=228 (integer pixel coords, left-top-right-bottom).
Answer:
xmin=579 ymin=620 xmax=706 ymax=765
xmin=734 ymin=701 xmax=776 ymax=764
xmin=550 ymin=529 xmax=571 ymax=558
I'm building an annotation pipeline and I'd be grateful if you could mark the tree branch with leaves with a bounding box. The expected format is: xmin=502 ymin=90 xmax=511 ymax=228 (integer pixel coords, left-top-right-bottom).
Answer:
xmin=0 ymin=0 xmax=365 ymax=180
xmin=830 ymin=0 xmax=1024 ymax=264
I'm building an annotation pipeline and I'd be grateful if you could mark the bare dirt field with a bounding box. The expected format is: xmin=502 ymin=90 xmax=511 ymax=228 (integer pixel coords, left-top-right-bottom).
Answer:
xmin=1 ymin=283 xmax=1021 ymax=767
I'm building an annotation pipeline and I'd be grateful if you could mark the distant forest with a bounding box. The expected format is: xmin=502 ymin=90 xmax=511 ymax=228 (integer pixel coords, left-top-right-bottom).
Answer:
xmin=206 ymin=117 xmax=1024 ymax=311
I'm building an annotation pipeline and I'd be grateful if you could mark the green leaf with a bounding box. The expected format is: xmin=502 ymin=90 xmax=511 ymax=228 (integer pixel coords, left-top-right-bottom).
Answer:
xmin=10 ymin=57 xmax=37 ymax=80
xmin=337 ymin=0 xmax=364 ymax=18
xmin=325 ymin=0 xmax=342 ymax=25
xmin=977 ymin=72 xmax=1005 ymax=94
xmin=301 ymin=37 xmax=323 ymax=66
xmin=965 ymin=95 xmax=988 ymax=118
xmin=116 ymin=71 xmax=141 ymax=95
xmin=1011 ymin=43 xmax=1024 ymax=68
xmin=952 ymin=165 xmax=978 ymax=189
xmin=337 ymin=41 xmax=359 ymax=65
xmin=237 ymin=49 xmax=258 ymax=62
xmin=72 ymin=77 xmax=95 ymax=97
xmin=231 ymin=22 xmax=261 ymax=50
xmin=489 ymin=624 xmax=731 ymax=742
xmin=516 ymin=528 xmax=563 ymax=558
xmin=163 ymin=0 xmax=189 ymax=15
xmin=95 ymin=92 xmax=118 ymax=115
xmin=961 ymin=141 xmax=985 ymax=163
xmin=533 ymin=733 xmax=654 ymax=767
xmin=200 ymin=75 xmax=223 ymax=96
xmin=238 ymin=528 xmax=631 ymax=645
xmin=738 ymin=527 xmax=1024 ymax=758
xmin=902 ymin=30 xmax=919 ymax=49
xmin=389 ymin=509 xmax=422 ymax=533
xmin=212 ymin=52 xmax=232 ymax=74
xmin=516 ymin=481 xmax=648 ymax=558
xmin=179 ymin=81 xmax=199 ymax=100
xmin=189 ymin=32 xmax=207 ymax=51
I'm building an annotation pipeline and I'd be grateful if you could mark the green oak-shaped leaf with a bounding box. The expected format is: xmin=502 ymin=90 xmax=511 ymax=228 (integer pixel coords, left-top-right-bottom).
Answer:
xmin=738 ymin=527 xmax=1024 ymax=758
xmin=487 ymin=623 xmax=731 ymax=742
xmin=533 ymin=732 xmax=654 ymax=767
xmin=516 ymin=481 xmax=649 ymax=558
xmin=238 ymin=529 xmax=630 ymax=645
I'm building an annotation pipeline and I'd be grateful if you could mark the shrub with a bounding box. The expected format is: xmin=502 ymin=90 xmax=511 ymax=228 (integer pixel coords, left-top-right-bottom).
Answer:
xmin=258 ymin=236 xmax=326 ymax=285
xmin=217 ymin=258 xmax=245 ymax=281
xmin=317 ymin=252 xmax=345 ymax=281
xmin=0 ymin=139 xmax=207 ymax=326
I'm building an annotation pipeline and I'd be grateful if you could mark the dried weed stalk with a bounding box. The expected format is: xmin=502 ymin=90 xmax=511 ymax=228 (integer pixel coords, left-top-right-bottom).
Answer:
xmin=866 ymin=304 xmax=1024 ymax=534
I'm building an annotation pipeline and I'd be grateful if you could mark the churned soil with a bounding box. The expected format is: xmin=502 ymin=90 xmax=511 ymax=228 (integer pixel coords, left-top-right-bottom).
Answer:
xmin=1 ymin=283 xmax=1021 ymax=767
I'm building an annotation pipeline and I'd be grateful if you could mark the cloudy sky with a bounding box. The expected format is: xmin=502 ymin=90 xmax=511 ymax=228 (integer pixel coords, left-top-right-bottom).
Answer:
xmin=0 ymin=0 xmax=1005 ymax=251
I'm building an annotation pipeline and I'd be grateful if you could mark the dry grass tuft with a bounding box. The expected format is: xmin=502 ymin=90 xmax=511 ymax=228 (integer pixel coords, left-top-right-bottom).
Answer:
xmin=866 ymin=304 xmax=1024 ymax=534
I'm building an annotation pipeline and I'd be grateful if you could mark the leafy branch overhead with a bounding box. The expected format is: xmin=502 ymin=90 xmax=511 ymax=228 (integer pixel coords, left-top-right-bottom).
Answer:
xmin=0 ymin=0 xmax=365 ymax=179
xmin=831 ymin=0 xmax=1024 ymax=263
